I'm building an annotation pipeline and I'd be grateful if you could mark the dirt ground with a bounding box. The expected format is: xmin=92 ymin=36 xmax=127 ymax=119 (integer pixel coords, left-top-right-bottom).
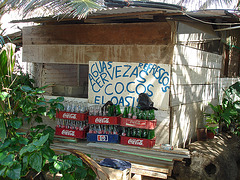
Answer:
xmin=171 ymin=133 xmax=240 ymax=180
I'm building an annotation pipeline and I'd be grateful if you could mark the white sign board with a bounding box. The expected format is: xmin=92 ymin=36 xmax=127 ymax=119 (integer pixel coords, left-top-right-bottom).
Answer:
xmin=88 ymin=61 xmax=170 ymax=110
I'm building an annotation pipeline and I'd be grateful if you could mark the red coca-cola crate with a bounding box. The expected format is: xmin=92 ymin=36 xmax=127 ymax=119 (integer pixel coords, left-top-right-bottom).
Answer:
xmin=56 ymin=111 xmax=88 ymax=121
xmin=55 ymin=127 xmax=86 ymax=139
xmin=120 ymin=136 xmax=155 ymax=148
xmin=120 ymin=118 xmax=156 ymax=129
xmin=88 ymin=115 xmax=121 ymax=125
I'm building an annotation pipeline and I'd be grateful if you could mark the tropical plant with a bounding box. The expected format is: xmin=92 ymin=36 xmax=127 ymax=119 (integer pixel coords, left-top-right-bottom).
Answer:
xmin=0 ymin=42 xmax=109 ymax=180
xmin=0 ymin=0 xmax=103 ymax=19
xmin=204 ymin=82 xmax=240 ymax=136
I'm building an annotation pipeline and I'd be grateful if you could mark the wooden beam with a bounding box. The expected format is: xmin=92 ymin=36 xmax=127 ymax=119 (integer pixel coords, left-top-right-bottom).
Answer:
xmin=23 ymin=22 xmax=173 ymax=45
xmin=131 ymin=168 xmax=168 ymax=179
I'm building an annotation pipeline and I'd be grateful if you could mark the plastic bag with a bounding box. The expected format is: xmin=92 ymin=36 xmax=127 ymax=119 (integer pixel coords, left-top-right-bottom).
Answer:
xmin=99 ymin=158 xmax=131 ymax=171
xmin=137 ymin=93 xmax=158 ymax=110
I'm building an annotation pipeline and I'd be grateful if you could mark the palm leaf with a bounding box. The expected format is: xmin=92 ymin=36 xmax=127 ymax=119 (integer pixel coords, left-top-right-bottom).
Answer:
xmin=65 ymin=149 xmax=110 ymax=180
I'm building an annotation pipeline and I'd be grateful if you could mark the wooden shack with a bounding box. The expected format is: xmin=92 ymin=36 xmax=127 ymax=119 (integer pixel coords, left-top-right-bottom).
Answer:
xmin=19 ymin=5 xmax=240 ymax=149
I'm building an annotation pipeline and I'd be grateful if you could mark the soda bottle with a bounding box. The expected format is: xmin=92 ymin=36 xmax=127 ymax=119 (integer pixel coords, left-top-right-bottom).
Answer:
xmin=142 ymin=129 xmax=148 ymax=139
xmin=89 ymin=124 xmax=93 ymax=133
xmin=56 ymin=119 xmax=60 ymax=128
xmin=131 ymin=128 xmax=136 ymax=137
xmin=121 ymin=127 xmax=127 ymax=136
xmin=142 ymin=110 xmax=148 ymax=120
xmin=116 ymin=105 xmax=121 ymax=116
xmin=61 ymin=119 xmax=65 ymax=129
xmin=136 ymin=128 xmax=142 ymax=138
xmin=138 ymin=109 xmax=143 ymax=119
xmin=104 ymin=125 xmax=109 ymax=134
xmin=132 ymin=107 xmax=137 ymax=119
xmin=107 ymin=106 xmax=112 ymax=116
xmin=92 ymin=124 xmax=97 ymax=134
xmin=149 ymin=109 xmax=155 ymax=120
xmin=109 ymin=125 xmax=113 ymax=134
xmin=126 ymin=127 xmax=131 ymax=137
xmin=113 ymin=125 xmax=118 ymax=135
xmin=123 ymin=106 xmax=128 ymax=118
xmin=147 ymin=129 xmax=155 ymax=139
xmin=128 ymin=106 xmax=133 ymax=118
xmin=97 ymin=125 xmax=102 ymax=134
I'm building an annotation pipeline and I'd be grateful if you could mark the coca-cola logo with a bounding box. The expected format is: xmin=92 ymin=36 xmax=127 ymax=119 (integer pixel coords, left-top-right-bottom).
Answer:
xmin=62 ymin=130 xmax=75 ymax=136
xmin=128 ymin=139 xmax=143 ymax=146
xmin=95 ymin=117 xmax=110 ymax=124
xmin=62 ymin=113 xmax=77 ymax=119
xmin=126 ymin=119 xmax=146 ymax=126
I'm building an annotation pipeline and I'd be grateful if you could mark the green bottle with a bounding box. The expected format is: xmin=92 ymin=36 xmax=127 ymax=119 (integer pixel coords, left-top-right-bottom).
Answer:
xmin=116 ymin=105 xmax=121 ymax=116
xmin=147 ymin=129 xmax=155 ymax=139
xmin=136 ymin=128 xmax=142 ymax=138
xmin=149 ymin=109 xmax=155 ymax=120
xmin=126 ymin=127 xmax=131 ymax=137
xmin=107 ymin=105 xmax=112 ymax=116
xmin=131 ymin=128 xmax=136 ymax=137
xmin=128 ymin=107 xmax=133 ymax=118
xmin=136 ymin=108 xmax=141 ymax=119
xmin=142 ymin=110 xmax=147 ymax=120
xmin=142 ymin=129 xmax=148 ymax=139
xmin=132 ymin=107 xmax=137 ymax=119
xmin=123 ymin=106 xmax=128 ymax=118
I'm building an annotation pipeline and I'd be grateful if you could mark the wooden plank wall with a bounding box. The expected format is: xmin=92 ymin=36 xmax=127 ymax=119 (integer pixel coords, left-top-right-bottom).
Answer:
xmin=41 ymin=64 xmax=79 ymax=95
xmin=22 ymin=22 xmax=174 ymax=65
xmin=23 ymin=23 xmax=172 ymax=45
xmin=170 ymin=45 xmax=222 ymax=147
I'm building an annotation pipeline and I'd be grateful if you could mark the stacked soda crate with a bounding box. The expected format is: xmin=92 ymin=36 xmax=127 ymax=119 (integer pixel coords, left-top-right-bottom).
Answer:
xmin=120 ymin=107 xmax=156 ymax=148
xmin=55 ymin=101 xmax=89 ymax=139
xmin=87 ymin=104 xmax=122 ymax=143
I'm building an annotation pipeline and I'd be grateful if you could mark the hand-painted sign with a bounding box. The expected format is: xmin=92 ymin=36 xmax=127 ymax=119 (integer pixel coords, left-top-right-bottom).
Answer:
xmin=88 ymin=61 xmax=170 ymax=110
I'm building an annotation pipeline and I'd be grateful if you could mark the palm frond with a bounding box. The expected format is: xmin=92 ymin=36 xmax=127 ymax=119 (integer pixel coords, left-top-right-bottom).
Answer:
xmin=65 ymin=149 xmax=110 ymax=180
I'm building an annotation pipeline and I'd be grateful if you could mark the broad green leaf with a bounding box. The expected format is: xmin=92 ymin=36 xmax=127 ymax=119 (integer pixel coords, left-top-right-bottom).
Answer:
xmin=6 ymin=163 xmax=21 ymax=180
xmin=20 ymin=144 xmax=37 ymax=156
xmin=10 ymin=117 xmax=22 ymax=129
xmin=61 ymin=173 xmax=74 ymax=180
xmin=56 ymin=97 xmax=64 ymax=102
xmin=1 ymin=154 xmax=15 ymax=166
xmin=36 ymin=102 xmax=46 ymax=106
xmin=0 ymin=92 xmax=9 ymax=101
xmin=0 ymin=165 xmax=7 ymax=176
xmin=20 ymin=85 xmax=32 ymax=92
xmin=56 ymin=103 xmax=64 ymax=110
xmin=0 ymin=115 xmax=6 ymax=141
xmin=22 ymin=155 xmax=29 ymax=171
xmin=49 ymin=99 xmax=56 ymax=103
xmin=0 ymin=152 xmax=8 ymax=162
xmin=29 ymin=152 xmax=42 ymax=172
xmin=42 ymin=146 xmax=55 ymax=160
xmin=37 ymin=106 xmax=47 ymax=114
xmin=54 ymin=161 xmax=64 ymax=171
xmin=33 ymin=133 xmax=49 ymax=147
xmin=47 ymin=109 xmax=56 ymax=119
xmin=75 ymin=166 xmax=87 ymax=179
xmin=18 ymin=136 xmax=29 ymax=145
xmin=62 ymin=161 xmax=72 ymax=171
xmin=0 ymin=139 xmax=11 ymax=149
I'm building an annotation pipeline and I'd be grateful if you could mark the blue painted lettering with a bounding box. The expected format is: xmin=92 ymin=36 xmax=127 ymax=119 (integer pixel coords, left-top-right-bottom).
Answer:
xmin=115 ymin=82 xmax=124 ymax=94
xmin=126 ymin=82 xmax=135 ymax=93
xmin=123 ymin=65 xmax=131 ymax=77
xmin=105 ymin=84 xmax=113 ymax=95
xmin=115 ymin=65 xmax=122 ymax=78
